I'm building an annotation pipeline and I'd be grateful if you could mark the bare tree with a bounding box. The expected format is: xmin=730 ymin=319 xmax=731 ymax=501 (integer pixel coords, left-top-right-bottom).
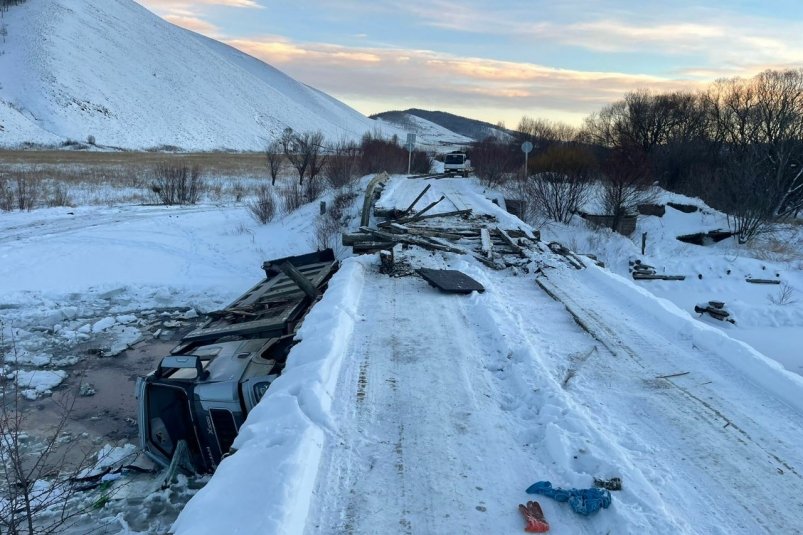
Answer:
xmin=324 ymin=138 xmax=360 ymax=189
xmin=307 ymin=133 xmax=328 ymax=184
xmin=517 ymin=116 xmax=576 ymax=144
xmin=265 ymin=140 xmax=283 ymax=186
xmin=0 ymin=330 xmax=104 ymax=534
xmin=470 ymin=137 xmax=517 ymax=186
xmin=281 ymin=129 xmax=326 ymax=185
xmin=600 ymin=147 xmax=656 ymax=232
xmin=528 ymin=144 xmax=596 ymax=223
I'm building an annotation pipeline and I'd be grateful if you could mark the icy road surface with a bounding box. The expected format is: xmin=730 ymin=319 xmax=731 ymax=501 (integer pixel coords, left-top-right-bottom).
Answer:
xmin=175 ymin=177 xmax=803 ymax=534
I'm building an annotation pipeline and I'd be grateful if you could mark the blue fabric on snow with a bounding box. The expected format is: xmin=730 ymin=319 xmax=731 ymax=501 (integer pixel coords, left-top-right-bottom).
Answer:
xmin=526 ymin=481 xmax=612 ymax=516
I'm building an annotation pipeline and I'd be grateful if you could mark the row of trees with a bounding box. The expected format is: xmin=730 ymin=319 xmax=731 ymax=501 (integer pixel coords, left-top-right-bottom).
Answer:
xmin=266 ymin=128 xmax=431 ymax=188
xmin=470 ymin=68 xmax=803 ymax=243
xmin=583 ymin=69 xmax=803 ymax=242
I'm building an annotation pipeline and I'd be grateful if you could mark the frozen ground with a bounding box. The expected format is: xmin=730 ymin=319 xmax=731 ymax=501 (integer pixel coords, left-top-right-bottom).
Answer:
xmin=0 ymin=187 xmax=346 ymax=532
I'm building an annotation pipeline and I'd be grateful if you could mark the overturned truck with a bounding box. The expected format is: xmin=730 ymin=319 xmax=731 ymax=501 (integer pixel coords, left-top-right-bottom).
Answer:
xmin=136 ymin=250 xmax=338 ymax=474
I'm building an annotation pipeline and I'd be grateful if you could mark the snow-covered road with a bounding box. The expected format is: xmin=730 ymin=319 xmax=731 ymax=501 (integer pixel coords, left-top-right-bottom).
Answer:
xmin=166 ymin=176 xmax=803 ymax=534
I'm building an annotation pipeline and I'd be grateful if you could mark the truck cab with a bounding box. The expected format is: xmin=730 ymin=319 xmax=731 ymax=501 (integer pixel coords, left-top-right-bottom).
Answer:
xmin=136 ymin=249 xmax=338 ymax=474
xmin=443 ymin=151 xmax=468 ymax=177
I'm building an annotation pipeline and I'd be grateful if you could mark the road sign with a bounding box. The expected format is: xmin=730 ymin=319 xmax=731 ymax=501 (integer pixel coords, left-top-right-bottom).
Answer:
xmin=406 ymin=133 xmax=417 ymax=146
xmin=521 ymin=141 xmax=534 ymax=178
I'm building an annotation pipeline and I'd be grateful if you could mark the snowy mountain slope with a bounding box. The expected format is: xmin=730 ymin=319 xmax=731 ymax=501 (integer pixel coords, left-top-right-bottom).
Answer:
xmin=174 ymin=177 xmax=803 ymax=534
xmin=372 ymin=111 xmax=474 ymax=150
xmin=0 ymin=0 xmax=389 ymax=150
xmin=373 ymin=108 xmax=513 ymax=143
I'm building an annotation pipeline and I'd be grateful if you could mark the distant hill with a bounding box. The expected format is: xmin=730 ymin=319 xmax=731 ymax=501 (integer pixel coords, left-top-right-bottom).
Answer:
xmin=371 ymin=111 xmax=474 ymax=150
xmin=372 ymin=109 xmax=512 ymax=142
xmin=0 ymin=0 xmax=394 ymax=150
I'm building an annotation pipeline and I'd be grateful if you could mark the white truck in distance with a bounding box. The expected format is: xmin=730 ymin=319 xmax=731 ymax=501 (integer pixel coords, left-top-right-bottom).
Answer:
xmin=443 ymin=151 xmax=468 ymax=177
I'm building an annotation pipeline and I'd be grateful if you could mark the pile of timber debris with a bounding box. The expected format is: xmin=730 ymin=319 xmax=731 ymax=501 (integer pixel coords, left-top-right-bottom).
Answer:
xmin=346 ymin=183 xmax=543 ymax=269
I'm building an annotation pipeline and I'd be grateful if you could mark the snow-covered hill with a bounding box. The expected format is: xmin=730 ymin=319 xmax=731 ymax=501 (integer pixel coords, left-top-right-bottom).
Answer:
xmin=0 ymin=0 xmax=390 ymax=150
xmin=372 ymin=111 xmax=474 ymax=150
xmin=373 ymin=108 xmax=513 ymax=144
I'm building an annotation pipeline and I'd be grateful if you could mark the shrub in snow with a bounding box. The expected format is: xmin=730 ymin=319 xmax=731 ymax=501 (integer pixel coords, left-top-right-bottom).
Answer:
xmin=150 ymin=163 xmax=204 ymax=205
xmin=247 ymin=184 xmax=276 ymax=224
xmin=279 ymin=183 xmax=304 ymax=214
xmin=324 ymin=138 xmax=360 ymax=189
xmin=768 ymin=282 xmax=797 ymax=306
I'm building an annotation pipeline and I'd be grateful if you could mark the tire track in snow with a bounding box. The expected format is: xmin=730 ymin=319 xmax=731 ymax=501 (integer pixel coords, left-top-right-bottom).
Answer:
xmin=306 ymin=266 xmax=573 ymax=534
xmin=524 ymin=267 xmax=803 ymax=532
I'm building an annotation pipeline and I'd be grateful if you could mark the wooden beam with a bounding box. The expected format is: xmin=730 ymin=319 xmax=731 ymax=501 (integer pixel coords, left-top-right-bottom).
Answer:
xmin=279 ymin=261 xmax=320 ymax=299
xmin=396 ymin=195 xmax=445 ymax=224
xmin=480 ymin=228 xmax=493 ymax=258
xmin=352 ymin=241 xmax=395 ymax=253
xmin=495 ymin=228 xmax=526 ymax=257
xmin=632 ymin=274 xmax=686 ymax=281
xmin=402 ymin=184 xmax=431 ymax=215
xmin=399 ymin=209 xmax=472 ymax=223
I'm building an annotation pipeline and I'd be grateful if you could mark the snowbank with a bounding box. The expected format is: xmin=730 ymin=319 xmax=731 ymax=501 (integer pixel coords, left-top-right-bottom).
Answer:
xmin=172 ymin=257 xmax=369 ymax=535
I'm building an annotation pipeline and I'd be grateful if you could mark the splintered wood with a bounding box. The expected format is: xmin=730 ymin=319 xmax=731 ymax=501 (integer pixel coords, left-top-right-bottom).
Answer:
xmin=346 ymin=182 xmax=550 ymax=269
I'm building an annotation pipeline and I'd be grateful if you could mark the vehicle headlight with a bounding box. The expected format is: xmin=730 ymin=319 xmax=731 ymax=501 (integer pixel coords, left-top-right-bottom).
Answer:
xmin=253 ymin=382 xmax=271 ymax=403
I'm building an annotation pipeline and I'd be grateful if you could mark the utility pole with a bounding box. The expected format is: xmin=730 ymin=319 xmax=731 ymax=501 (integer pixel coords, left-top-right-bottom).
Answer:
xmin=406 ymin=133 xmax=416 ymax=175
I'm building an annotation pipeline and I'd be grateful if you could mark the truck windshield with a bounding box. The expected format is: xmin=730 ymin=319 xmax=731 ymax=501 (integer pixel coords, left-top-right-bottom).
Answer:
xmin=445 ymin=154 xmax=464 ymax=164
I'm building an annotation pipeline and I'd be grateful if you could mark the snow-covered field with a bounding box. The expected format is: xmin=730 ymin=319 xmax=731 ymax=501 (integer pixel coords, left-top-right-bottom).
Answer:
xmin=2 ymin=174 xmax=802 ymax=533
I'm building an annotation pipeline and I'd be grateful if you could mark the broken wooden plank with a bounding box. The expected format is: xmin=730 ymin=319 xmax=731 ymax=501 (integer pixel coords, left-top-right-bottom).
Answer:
xmin=398 ymin=208 xmax=472 ymax=224
xmin=404 ymin=227 xmax=463 ymax=241
xmin=495 ymin=228 xmax=526 ymax=257
xmin=517 ymin=226 xmax=537 ymax=241
xmin=351 ymin=241 xmax=395 ymax=253
xmin=387 ymin=222 xmax=409 ymax=234
xmin=444 ymin=192 xmax=469 ymax=212
xmin=632 ymin=273 xmax=686 ymax=281
xmin=424 ymin=236 xmax=466 ymax=254
xmin=395 ymin=195 xmax=445 ymax=224
xmin=359 ymin=226 xmax=463 ymax=254
xmin=480 ymin=228 xmax=493 ymax=258
xmin=342 ymin=233 xmax=389 ymax=246
xmin=402 ymin=184 xmax=431 ymax=215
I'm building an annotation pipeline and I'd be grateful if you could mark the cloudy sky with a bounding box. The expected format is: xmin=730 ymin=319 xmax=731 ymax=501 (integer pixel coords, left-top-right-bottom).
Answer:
xmin=135 ymin=0 xmax=803 ymax=126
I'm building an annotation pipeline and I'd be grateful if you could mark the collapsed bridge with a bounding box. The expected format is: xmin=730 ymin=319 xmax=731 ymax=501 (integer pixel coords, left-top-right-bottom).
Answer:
xmin=172 ymin=175 xmax=803 ymax=534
